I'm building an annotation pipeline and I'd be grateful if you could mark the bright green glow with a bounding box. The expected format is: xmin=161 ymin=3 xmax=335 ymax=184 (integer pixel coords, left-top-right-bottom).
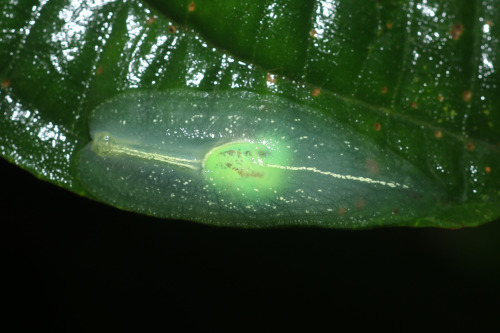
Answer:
xmin=202 ymin=141 xmax=288 ymax=199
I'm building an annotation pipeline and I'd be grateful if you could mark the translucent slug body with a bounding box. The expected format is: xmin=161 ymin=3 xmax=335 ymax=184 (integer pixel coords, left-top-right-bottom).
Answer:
xmin=77 ymin=90 xmax=441 ymax=227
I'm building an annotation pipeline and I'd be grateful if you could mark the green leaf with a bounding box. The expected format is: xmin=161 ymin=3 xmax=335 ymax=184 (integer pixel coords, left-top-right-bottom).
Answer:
xmin=1 ymin=0 xmax=499 ymax=228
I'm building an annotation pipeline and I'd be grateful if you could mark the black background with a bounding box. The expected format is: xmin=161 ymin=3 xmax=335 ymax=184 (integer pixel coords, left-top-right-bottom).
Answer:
xmin=2 ymin=157 xmax=499 ymax=331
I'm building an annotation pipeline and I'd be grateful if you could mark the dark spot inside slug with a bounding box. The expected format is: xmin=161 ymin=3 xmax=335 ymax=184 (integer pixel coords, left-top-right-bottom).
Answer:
xmin=237 ymin=169 xmax=265 ymax=178
xmin=365 ymin=158 xmax=380 ymax=175
xmin=355 ymin=197 xmax=366 ymax=209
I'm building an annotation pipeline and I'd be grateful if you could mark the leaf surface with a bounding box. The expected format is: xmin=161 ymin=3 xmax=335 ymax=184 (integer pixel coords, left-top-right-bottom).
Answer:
xmin=1 ymin=0 xmax=499 ymax=228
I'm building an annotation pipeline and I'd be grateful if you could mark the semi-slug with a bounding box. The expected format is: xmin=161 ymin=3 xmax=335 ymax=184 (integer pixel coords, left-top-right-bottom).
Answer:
xmin=77 ymin=90 xmax=441 ymax=227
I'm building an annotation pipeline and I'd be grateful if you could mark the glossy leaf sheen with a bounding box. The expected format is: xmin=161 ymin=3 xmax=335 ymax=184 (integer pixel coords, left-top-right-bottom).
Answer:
xmin=1 ymin=0 xmax=499 ymax=228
